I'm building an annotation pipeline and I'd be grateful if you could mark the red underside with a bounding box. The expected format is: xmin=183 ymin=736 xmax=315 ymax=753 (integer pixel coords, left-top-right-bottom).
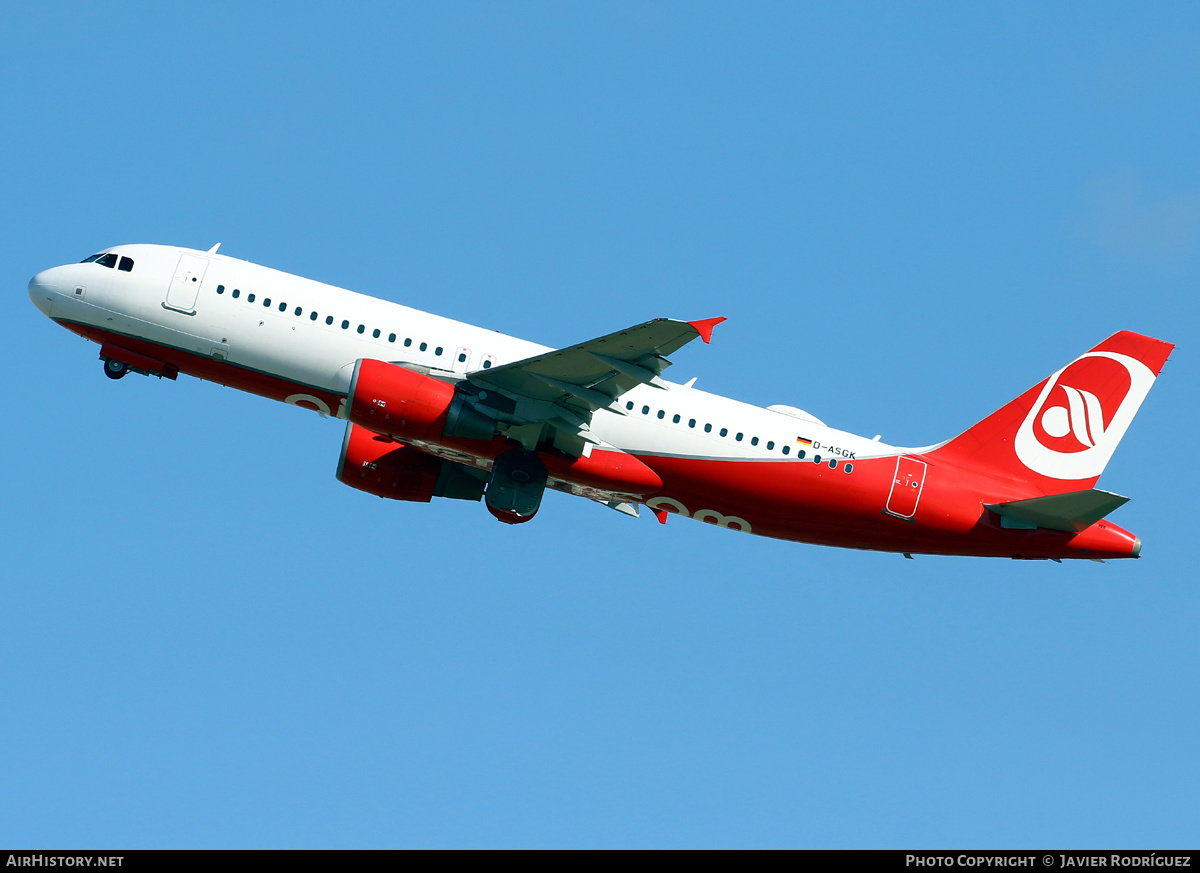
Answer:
xmin=68 ymin=321 xmax=1139 ymax=559
xmin=67 ymin=321 xmax=346 ymax=413
xmin=633 ymin=453 xmax=1137 ymax=559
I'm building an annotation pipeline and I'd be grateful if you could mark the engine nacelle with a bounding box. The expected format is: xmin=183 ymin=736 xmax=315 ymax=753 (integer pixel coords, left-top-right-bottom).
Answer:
xmin=336 ymin=422 xmax=486 ymax=503
xmin=346 ymin=358 xmax=496 ymax=442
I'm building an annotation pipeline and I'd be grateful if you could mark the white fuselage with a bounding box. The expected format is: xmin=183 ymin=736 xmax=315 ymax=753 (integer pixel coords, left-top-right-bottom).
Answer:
xmin=29 ymin=243 xmax=898 ymax=466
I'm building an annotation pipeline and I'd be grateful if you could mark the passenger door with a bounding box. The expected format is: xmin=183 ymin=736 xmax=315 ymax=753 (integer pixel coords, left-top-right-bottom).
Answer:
xmin=164 ymin=253 xmax=209 ymax=315
xmin=885 ymin=456 xmax=927 ymax=519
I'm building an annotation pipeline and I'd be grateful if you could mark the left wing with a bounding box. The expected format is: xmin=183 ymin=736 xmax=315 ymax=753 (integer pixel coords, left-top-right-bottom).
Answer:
xmin=468 ymin=316 xmax=724 ymax=419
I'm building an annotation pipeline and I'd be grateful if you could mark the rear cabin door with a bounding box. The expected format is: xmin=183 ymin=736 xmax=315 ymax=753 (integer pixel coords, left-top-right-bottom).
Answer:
xmin=164 ymin=253 xmax=209 ymax=314
xmin=885 ymin=456 xmax=927 ymax=519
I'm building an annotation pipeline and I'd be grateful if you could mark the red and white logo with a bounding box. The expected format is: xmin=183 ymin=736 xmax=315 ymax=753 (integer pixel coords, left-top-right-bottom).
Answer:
xmin=1014 ymin=351 xmax=1155 ymax=480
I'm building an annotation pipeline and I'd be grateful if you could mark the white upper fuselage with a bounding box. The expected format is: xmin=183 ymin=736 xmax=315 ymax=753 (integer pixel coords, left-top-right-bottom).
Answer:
xmin=28 ymin=243 xmax=898 ymax=465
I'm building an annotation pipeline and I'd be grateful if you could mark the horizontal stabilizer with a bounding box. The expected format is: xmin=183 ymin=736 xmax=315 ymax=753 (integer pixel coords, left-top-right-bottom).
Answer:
xmin=986 ymin=489 xmax=1130 ymax=532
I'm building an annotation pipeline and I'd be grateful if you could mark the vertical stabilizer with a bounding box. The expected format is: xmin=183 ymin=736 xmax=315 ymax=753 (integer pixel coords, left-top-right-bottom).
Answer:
xmin=929 ymin=331 xmax=1173 ymax=494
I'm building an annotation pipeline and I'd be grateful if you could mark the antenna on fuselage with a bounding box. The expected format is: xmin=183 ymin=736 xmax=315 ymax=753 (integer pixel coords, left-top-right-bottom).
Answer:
xmin=207 ymin=242 xmax=221 ymax=254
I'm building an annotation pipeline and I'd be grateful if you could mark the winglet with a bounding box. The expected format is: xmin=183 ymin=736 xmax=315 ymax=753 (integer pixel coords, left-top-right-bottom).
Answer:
xmin=652 ymin=507 xmax=668 ymax=524
xmin=687 ymin=317 xmax=726 ymax=344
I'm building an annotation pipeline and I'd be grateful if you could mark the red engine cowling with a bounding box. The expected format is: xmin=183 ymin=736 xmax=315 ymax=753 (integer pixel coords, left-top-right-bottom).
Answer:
xmin=336 ymin=421 xmax=442 ymax=502
xmin=346 ymin=358 xmax=497 ymax=442
xmin=347 ymin=358 xmax=457 ymax=441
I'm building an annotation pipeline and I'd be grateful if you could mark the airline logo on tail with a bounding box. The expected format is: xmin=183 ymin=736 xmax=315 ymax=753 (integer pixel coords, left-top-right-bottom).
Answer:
xmin=1014 ymin=351 xmax=1156 ymax=481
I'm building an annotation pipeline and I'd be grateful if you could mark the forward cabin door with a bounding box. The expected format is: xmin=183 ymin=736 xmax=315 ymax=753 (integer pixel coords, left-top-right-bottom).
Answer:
xmin=885 ymin=456 xmax=927 ymax=519
xmin=164 ymin=253 xmax=209 ymax=314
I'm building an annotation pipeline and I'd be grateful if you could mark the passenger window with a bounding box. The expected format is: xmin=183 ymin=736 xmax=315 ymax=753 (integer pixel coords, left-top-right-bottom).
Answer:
xmin=751 ymin=437 xmax=758 ymax=446
xmin=673 ymin=414 xmax=681 ymax=423
xmin=232 ymin=289 xmax=240 ymax=298
xmin=735 ymin=432 xmax=743 ymax=441
xmin=294 ymin=307 xmax=302 ymax=316
xmin=798 ymin=450 xmax=805 ymax=459
xmin=767 ymin=441 xmax=774 ymax=450
xmin=279 ymin=302 xmax=287 ymax=312
xmin=657 ymin=410 xmax=665 ymax=419
xmin=783 ymin=445 xmax=790 ymax=455
xmin=216 ymin=285 xmax=225 ymax=294
xmin=118 ymin=256 xmax=134 ymax=272
xmin=404 ymin=338 xmax=412 ymax=347
xmin=326 ymin=316 xmax=334 ymax=325
xmin=626 ymin=401 xmax=634 ymax=410
xmin=704 ymin=424 xmax=712 ymax=433
xmin=388 ymin=333 xmax=396 ymax=342
xmin=373 ymin=328 xmax=380 ymax=338
xmin=247 ymin=293 xmax=255 ymax=302
xmin=844 ymin=464 xmax=853 ymax=474
xmin=264 ymin=298 xmax=271 ymax=307
xmin=97 ymin=253 xmax=118 ymax=268
xmin=310 ymin=312 xmax=318 ymax=321
xmin=689 ymin=419 xmax=696 ymax=428
xmin=435 ymin=347 xmax=443 ymax=356
xmin=357 ymin=324 xmax=365 ymax=334
xmin=829 ymin=459 xmax=837 ymax=468
xmin=642 ymin=406 xmax=650 ymax=415
xmin=458 ymin=353 xmax=466 ymax=363
xmin=813 ymin=454 xmax=821 ymax=463
xmin=482 ymin=360 xmax=492 ymax=369
xmin=719 ymin=428 xmax=728 ymax=437
xmin=419 ymin=342 xmax=427 ymax=351
xmin=342 ymin=320 xmax=349 ymax=329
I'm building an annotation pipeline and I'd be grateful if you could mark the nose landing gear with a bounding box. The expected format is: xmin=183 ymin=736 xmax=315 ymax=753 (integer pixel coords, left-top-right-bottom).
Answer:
xmin=103 ymin=358 xmax=129 ymax=380
xmin=98 ymin=343 xmax=178 ymax=381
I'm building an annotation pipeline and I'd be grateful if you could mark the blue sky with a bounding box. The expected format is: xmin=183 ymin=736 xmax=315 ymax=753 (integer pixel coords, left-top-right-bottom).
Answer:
xmin=2 ymin=2 xmax=1197 ymax=848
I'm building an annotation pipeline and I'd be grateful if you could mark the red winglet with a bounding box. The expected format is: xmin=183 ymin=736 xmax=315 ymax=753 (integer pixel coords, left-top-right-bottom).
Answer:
xmin=687 ymin=317 xmax=726 ymax=344
xmin=652 ymin=507 xmax=669 ymax=524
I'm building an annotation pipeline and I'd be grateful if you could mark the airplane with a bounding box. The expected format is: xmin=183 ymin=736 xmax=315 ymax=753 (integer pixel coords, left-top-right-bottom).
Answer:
xmin=28 ymin=243 xmax=1173 ymax=561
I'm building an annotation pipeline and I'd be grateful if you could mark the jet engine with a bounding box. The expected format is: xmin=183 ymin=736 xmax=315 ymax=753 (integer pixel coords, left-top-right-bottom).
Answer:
xmin=342 ymin=359 xmax=662 ymax=524
xmin=346 ymin=358 xmax=496 ymax=442
xmin=336 ymin=422 xmax=486 ymax=503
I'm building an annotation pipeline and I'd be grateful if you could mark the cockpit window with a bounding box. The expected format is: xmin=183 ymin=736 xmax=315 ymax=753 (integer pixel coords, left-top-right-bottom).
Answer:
xmin=118 ymin=256 xmax=134 ymax=272
xmin=80 ymin=253 xmax=105 ymax=263
xmin=96 ymin=253 xmax=118 ymax=268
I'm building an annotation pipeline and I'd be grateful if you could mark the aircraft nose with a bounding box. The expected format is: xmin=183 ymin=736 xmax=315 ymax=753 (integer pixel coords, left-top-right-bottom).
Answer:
xmin=28 ymin=269 xmax=63 ymax=317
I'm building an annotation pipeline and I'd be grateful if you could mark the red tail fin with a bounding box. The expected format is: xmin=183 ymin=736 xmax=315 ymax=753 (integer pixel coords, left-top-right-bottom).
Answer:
xmin=929 ymin=331 xmax=1173 ymax=494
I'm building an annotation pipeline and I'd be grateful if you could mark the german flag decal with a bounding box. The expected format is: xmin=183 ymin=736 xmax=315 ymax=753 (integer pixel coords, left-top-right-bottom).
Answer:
xmin=796 ymin=437 xmax=814 ymax=447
